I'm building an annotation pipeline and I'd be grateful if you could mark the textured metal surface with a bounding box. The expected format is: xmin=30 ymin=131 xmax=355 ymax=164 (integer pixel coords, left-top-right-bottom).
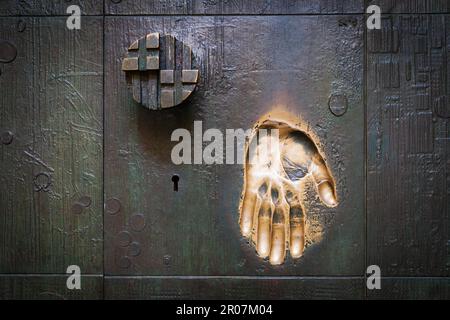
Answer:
xmin=105 ymin=277 xmax=365 ymax=300
xmin=106 ymin=0 xmax=364 ymax=15
xmin=377 ymin=1 xmax=450 ymax=13
xmin=367 ymin=15 xmax=450 ymax=277
xmin=104 ymin=15 xmax=364 ymax=276
xmin=0 ymin=1 xmax=449 ymax=300
xmin=0 ymin=275 xmax=103 ymax=300
xmin=368 ymin=278 xmax=450 ymax=300
xmin=0 ymin=0 xmax=102 ymax=16
xmin=0 ymin=17 xmax=103 ymax=273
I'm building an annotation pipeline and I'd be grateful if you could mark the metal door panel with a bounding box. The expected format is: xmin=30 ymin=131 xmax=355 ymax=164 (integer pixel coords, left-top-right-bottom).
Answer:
xmin=367 ymin=14 xmax=450 ymax=276
xmin=0 ymin=1 xmax=448 ymax=300
xmin=367 ymin=278 xmax=450 ymax=299
xmin=105 ymin=276 xmax=364 ymax=299
xmin=0 ymin=17 xmax=103 ymax=273
xmin=0 ymin=275 xmax=103 ymax=299
xmin=104 ymin=16 xmax=364 ymax=276
xmin=376 ymin=0 xmax=450 ymax=13
xmin=0 ymin=0 xmax=102 ymax=16
xmin=105 ymin=0 xmax=364 ymax=15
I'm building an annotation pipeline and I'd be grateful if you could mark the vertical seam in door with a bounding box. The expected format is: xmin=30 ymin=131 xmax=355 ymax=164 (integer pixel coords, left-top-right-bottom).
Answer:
xmin=363 ymin=0 xmax=368 ymax=301
xmin=102 ymin=0 xmax=106 ymax=300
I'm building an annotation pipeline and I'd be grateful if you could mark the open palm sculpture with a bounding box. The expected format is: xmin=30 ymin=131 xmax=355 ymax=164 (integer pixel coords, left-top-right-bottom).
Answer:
xmin=239 ymin=115 xmax=338 ymax=265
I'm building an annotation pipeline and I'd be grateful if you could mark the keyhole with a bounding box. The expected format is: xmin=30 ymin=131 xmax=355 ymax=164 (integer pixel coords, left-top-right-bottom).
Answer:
xmin=171 ymin=174 xmax=179 ymax=192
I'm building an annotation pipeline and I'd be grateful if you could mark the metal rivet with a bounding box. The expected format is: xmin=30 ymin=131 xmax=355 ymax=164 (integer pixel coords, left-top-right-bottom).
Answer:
xmin=105 ymin=198 xmax=121 ymax=215
xmin=71 ymin=203 xmax=83 ymax=215
xmin=117 ymin=256 xmax=131 ymax=269
xmin=78 ymin=196 xmax=92 ymax=208
xmin=0 ymin=40 xmax=17 ymax=63
xmin=328 ymin=94 xmax=348 ymax=117
xmin=117 ymin=231 xmax=132 ymax=247
xmin=130 ymin=213 xmax=146 ymax=232
xmin=128 ymin=241 xmax=141 ymax=257
xmin=16 ymin=20 xmax=26 ymax=33
xmin=434 ymin=96 xmax=450 ymax=119
xmin=33 ymin=172 xmax=51 ymax=192
xmin=1 ymin=131 xmax=13 ymax=145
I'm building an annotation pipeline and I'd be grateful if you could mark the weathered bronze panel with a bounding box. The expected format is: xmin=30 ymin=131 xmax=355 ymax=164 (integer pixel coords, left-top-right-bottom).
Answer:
xmin=0 ymin=275 xmax=103 ymax=299
xmin=367 ymin=15 xmax=450 ymax=276
xmin=0 ymin=0 xmax=448 ymax=300
xmin=106 ymin=0 xmax=364 ymax=15
xmin=0 ymin=0 xmax=102 ymax=16
xmin=105 ymin=277 xmax=364 ymax=299
xmin=0 ymin=17 xmax=103 ymax=273
xmin=104 ymin=16 xmax=364 ymax=276
xmin=368 ymin=278 xmax=450 ymax=300
xmin=377 ymin=0 xmax=450 ymax=13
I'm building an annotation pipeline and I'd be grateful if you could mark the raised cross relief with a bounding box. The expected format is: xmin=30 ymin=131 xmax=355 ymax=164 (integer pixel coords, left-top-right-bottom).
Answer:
xmin=122 ymin=33 xmax=199 ymax=110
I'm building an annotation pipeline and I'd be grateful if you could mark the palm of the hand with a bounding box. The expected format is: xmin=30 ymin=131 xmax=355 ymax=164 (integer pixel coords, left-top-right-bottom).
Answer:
xmin=240 ymin=119 xmax=337 ymax=265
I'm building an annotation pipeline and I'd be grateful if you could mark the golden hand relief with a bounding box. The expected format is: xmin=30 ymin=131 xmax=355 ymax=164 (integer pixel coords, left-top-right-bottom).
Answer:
xmin=239 ymin=115 xmax=338 ymax=265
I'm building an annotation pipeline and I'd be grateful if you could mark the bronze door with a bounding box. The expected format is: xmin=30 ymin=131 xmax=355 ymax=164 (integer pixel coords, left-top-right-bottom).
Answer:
xmin=0 ymin=0 xmax=449 ymax=299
